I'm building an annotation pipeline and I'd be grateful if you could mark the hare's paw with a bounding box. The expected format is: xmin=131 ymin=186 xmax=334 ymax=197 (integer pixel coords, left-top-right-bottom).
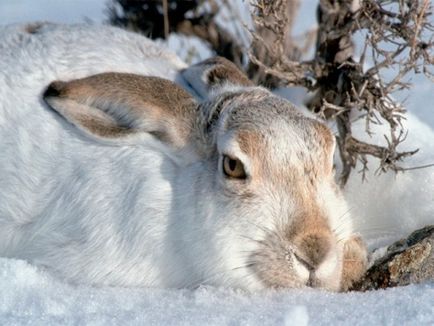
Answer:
xmin=340 ymin=235 xmax=368 ymax=291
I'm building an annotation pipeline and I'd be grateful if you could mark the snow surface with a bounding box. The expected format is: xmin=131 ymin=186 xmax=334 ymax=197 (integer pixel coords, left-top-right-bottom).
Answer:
xmin=0 ymin=1 xmax=434 ymax=325
xmin=1 ymin=258 xmax=433 ymax=325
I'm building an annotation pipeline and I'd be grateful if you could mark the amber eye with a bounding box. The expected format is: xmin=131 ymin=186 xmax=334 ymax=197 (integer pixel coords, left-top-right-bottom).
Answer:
xmin=222 ymin=155 xmax=247 ymax=179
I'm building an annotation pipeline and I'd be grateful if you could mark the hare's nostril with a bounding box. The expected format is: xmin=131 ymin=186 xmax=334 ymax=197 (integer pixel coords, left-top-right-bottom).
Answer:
xmin=293 ymin=255 xmax=318 ymax=288
xmin=293 ymin=252 xmax=315 ymax=272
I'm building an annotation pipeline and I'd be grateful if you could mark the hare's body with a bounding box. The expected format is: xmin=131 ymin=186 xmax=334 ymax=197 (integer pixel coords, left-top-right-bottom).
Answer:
xmin=0 ymin=24 xmax=190 ymax=286
xmin=0 ymin=23 xmax=367 ymax=291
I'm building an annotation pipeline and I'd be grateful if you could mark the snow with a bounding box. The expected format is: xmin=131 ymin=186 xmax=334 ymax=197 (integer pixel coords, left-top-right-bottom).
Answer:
xmin=345 ymin=111 xmax=434 ymax=250
xmin=1 ymin=258 xmax=433 ymax=325
xmin=0 ymin=1 xmax=434 ymax=324
xmin=0 ymin=0 xmax=106 ymax=25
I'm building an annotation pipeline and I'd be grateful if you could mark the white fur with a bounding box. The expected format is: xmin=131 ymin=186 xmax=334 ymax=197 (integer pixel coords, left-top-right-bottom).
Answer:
xmin=0 ymin=23 xmax=360 ymax=291
xmin=0 ymin=23 xmax=189 ymax=287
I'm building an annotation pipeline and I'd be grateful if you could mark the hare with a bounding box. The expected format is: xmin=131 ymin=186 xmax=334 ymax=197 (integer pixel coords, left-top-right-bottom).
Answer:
xmin=0 ymin=23 xmax=367 ymax=291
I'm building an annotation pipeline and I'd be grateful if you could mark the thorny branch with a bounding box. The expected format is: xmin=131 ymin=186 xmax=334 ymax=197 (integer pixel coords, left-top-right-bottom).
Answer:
xmin=249 ymin=0 xmax=433 ymax=185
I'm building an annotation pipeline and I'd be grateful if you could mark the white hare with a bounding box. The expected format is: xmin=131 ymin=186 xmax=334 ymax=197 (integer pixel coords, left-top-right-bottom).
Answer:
xmin=0 ymin=23 xmax=367 ymax=291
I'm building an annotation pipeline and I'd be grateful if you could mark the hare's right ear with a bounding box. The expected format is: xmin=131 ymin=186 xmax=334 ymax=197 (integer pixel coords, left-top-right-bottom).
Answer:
xmin=179 ymin=56 xmax=253 ymax=100
xmin=43 ymin=73 xmax=197 ymax=148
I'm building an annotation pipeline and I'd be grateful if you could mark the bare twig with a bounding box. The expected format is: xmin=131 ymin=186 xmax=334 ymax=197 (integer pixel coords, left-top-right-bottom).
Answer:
xmin=162 ymin=0 xmax=169 ymax=38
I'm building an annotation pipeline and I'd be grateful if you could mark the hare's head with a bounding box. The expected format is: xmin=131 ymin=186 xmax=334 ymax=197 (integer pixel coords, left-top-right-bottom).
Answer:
xmin=43 ymin=57 xmax=367 ymax=292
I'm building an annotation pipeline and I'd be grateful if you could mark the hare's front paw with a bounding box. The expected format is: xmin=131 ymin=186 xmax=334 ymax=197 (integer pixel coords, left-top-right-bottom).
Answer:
xmin=341 ymin=235 xmax=368 ymax=291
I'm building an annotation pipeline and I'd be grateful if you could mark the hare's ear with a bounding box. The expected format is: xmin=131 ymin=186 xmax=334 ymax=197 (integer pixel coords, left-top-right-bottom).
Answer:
xmin=43 ymin=73 xmax=197 ymax=148
xmin=179 ymin=56 xmax=253 ymax=100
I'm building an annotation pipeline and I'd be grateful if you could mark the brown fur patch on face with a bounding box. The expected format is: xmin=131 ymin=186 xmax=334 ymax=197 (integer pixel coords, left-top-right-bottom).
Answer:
xmin=236 ymin=130 xmax=263 ymax=155
xmin=234 ymin=127 xmax=332 ymax=194
xmin=294 ymin=232 xmax=332 ymax=270
xmin=235 ymin=130 xmax=265 ymax=180
xmin=313 ymin=121 xmax=335 ymax=151
xmin=311 ymin=121 xmax=336 ymax=171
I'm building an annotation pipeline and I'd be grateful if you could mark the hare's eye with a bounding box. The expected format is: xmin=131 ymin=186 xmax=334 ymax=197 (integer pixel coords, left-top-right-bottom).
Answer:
xmin=223 ymin=155 xmax=246 ymax=179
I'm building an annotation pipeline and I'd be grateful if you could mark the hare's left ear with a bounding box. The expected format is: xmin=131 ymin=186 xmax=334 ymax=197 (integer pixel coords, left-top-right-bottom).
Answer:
xmin=179 ymin=56 xmax=254 ymax=100
xmin=43 ymin=73 xmax=197 ymax=148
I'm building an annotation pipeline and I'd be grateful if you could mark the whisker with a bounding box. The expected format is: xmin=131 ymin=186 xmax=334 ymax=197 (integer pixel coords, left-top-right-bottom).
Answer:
xmin=355 ymin=226 xmax=401 ymax=233
xmin=332 ymin=207 xmax=354 ymax=233
xmin=186 ymin=263 xmax=258 ymax=289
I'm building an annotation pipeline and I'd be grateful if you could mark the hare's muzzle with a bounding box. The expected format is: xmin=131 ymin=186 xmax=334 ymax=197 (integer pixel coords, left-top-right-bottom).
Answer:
xmin=291 ymin=232 xmax=338 ymax=288
xmin=250 ymin=213 xmax=343 ymax=291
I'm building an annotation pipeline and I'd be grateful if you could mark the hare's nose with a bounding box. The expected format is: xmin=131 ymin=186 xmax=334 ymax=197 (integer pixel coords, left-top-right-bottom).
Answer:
xmin=294 ymin=233 xmax=332 ymax=272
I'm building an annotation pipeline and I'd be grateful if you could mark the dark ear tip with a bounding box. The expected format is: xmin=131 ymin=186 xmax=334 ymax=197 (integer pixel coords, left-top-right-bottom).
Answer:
xmin=43 ymin=81 xmax=66 ymax=98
